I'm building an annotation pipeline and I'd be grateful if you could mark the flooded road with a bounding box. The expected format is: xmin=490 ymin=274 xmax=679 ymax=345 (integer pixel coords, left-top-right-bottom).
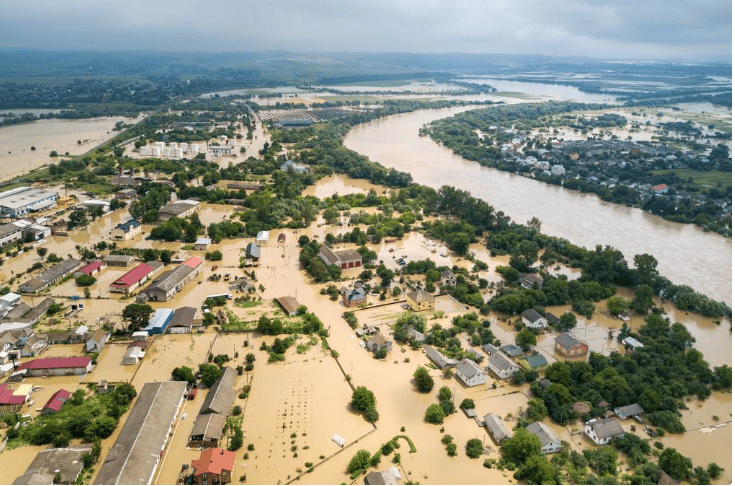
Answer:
xmin=344 ymin=107 xmax=732 ymax=306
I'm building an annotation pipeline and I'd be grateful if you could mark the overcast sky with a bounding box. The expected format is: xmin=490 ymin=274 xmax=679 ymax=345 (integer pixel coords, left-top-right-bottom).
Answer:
xmin=0 ymin=0 xmax=730 ymax=61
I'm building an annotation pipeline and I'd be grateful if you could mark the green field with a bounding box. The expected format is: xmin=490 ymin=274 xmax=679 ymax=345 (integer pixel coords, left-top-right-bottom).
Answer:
xmin=651 ymin=169 xmax=732 ymax=189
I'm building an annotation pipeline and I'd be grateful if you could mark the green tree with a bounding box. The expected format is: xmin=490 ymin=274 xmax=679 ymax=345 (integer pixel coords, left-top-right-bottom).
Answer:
xmin=631 ymin=284 xmax=655 ymax=314
xmin=122 ymin=303 xmax=153 ymax=332
xmin=438 ymin=386 xmax=452 ymax=402
xmin=36 ymin=247 xmax=48 ymax=258
xmin=350 ymin=386 xmax=376 ymax=412
xmin=413 ymin=366 xmax=435 ymax=393
xmin=465 ymin=438 xmax=483 ymax=458
xmin=171 ymin=366 xmax=196 ymax=384
xmin=516 ymin=455 xmax=560 ymax=484
xmin=634 ymin=253 xmax=659 ymax=285
xmin=515 ymin=328 xmax=537 ymax=351
xmin=198 ymin=364 xmax=223 ymax=387
xmin=75 ymin=274 xmax=96 ymax=287
xmin=500 ymin=428 xmax=542 ymax=466
xmin=347 ymin=449 xmax=371 ymax=474
xmin=584 ymin=445 xmax=618 ymax=476
xmin=424 ymin=403 xmax=445 ymax=424
xmin=526 ymin=398 xmax=548 ymax=421
xmin=659 ymin=448 xmax=693 ymax=481
xmin=556 ymin=312 xmax=577 ymax=332
xmin=460 ymin=398 xmax=475 ymax=409
xmin=606 ymin=296 xmax=630 ymax=316
xmin=229 ymin=429 xmax=243 ymax=451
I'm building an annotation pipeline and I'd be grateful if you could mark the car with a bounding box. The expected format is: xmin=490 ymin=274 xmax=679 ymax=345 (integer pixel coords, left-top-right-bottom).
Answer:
xmin=182 ymin=413 xmax=188 ymax=420
xmin=69 ymin=296 xmax=81 ymax=301
xmin=211 ymin=265 xmax=217 ymax=271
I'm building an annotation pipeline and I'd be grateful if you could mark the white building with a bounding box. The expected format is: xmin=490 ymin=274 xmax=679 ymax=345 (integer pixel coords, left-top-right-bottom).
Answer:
xmin=0 ymin=187 xmax=58 ymax=218
xmin=526 ymin=422 xmax=562 ymax=454
xmin=455 ymin=358 xmax=487 ymax=387
xmin=521 ymin=309 xmax=548 ymax=329
xmin=584 ymin=418 xmax=625 ymax=445
xmin=486 ymin=350 xmax=520 ymax=380
xmin=551 ymin=164 xmax=566 ymax=176
xmin=256 ymin=231 xmax=270 ymax=246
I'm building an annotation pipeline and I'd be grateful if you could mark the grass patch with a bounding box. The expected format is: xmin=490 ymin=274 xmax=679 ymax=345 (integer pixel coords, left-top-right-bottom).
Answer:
xmin=235 ymin=300 xmax=260 ymax=309
xmin=650 ymin=169 xmax=732 ymax=190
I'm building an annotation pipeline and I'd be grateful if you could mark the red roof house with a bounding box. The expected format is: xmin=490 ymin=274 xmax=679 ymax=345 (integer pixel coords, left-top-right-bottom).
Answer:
xmin=110 ymin=263 xmax=153 ymax=293
xmin=17 ymin=357 xmax=92 ymax=376
xmin=652 ymin=184 xmax=669 ymax=194
xmin=191 ymin=448 xmax=235 ymax=485
xmin=0 ymin=383 xmax=29 ymax=412
xmin=42 ymin=389 xmax=71 ymax=414
xmin=76 ymin=261 xmax=106 ymax=277
xmin=183 ymin=257 xmax=203 ymax=269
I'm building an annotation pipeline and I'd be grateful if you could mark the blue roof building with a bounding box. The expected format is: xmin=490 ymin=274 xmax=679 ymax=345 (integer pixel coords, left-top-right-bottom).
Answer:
xmin=144 ymin=308 xmax=174 ymax=335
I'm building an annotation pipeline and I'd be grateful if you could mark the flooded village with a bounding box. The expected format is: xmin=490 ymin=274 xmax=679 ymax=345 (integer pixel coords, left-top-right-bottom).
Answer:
xmin=0 ymin=79 xmax=730 ymax=486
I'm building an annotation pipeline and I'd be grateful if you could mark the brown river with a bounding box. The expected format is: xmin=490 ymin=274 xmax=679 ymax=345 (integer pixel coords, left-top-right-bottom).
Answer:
xmin=344 ymin=106 xmax=733 ymax=306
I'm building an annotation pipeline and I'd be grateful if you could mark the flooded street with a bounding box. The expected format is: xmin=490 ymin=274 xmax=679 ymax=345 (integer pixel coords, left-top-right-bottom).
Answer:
xmin=344 ymin=107 xmax=732 ymax=306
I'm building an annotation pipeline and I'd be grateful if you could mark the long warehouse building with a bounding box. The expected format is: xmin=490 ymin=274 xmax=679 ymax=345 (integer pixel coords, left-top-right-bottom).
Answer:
xmin=94 ymin=381 xmax=187 ymax=485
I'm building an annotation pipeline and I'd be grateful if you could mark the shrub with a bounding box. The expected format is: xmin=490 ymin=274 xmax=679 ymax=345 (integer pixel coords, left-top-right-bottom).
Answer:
xmin=425 ymin=403 xmax=445 ymax=424
xmin=465 ymin=438 xmax=484 ymax=458
xmin=460 ymin=398 xmax=475 ymax=409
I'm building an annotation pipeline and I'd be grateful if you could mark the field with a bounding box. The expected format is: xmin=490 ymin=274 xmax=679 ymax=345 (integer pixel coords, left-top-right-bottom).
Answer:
xmin=650 ymin=168 xmax=732 ymax=190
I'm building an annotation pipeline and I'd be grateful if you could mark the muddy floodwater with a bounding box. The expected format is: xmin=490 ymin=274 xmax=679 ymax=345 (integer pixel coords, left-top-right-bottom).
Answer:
xmin=0 ymin=115 xmax=144 ymax=180
xmin=344 ymin=107 xmax=732 ymax=306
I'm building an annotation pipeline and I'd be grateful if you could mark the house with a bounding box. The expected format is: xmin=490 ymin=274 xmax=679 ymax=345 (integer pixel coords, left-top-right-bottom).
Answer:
xmin=122 ymin=344 xmax=145 ymax=365
xmin=109 ymin=262 xmax=161 ymax=294
xmin=112 ymin=220 xmax=142 ymax=241
xmin=440 ymin=269 xmax=456 ymax=287
xmin=81 ymin=199 xmax=110 ymax=213
xmin=191 ymin=448 xmax=235 ymax=485
xmin=168 ymin=307 xmax=199 ymax=334
xmin=652 ymin=184 xmax=669 ymax=194
xmin=341 ymin=286 xmax=367 ymax=307
xmin=158 ymin=199 xmax=200 ymax=221
xmin=484 ymin=413 xmax=512 ymax=444
xmin=144 ymin=308 xmax=174 ymax=335
xmin=275 ymin=296 xmax=301 ymax=317
xmin=256 ymin=230 xmax=270 ymax=246
xmin=526 ymin=422 xmax=562 ymax=454
xmin=111 ymin=176 xmax=142 ymax=187
xmin=318 ymin=245 xmax=362 ymax=270
xmin=519 ymin=273 xmax=544 ymax=289
xmin=545 ymin=312 xmax=560 ymax=326
xmin=102 ymin=255 xmax=135 ymax=267
xmin=137 ymin=257 xmax=203 ymax=302
xmin=95 ymin=381 xmax=187 ymax=485
xmin=519 ymin=353 xmax=549 ymax=371
xmin=554 ymin=333 xmax=589 ymax=358
xmin=367 ymin=332 xmax=392 ymax=354
xmin=572 ymin=401 xmax=592 ymax=416
xmin=17 ymin=333 xmax=49 ymax=357
xmin=75 ymin=261 xmax=106 ymax=278
xmin=521 ymin=309 xmax=548 ymax=329
xmin=41 ymin=389 xmax=71 ymax=414
xmin=16 ymin=357 xmax=93 ymax=377
xmin=551 ymin=164 xmax=566 ymax=176
xmin=280 ymin=160 xmax=309 ymax=173
xmin=486 ymin=350 xmax=520 ymax=379
xmin=13 ymin=445 xmax=92 ymax=485
xmin=244 ymin=242 xmax=260 ymax=265
xmin=277 ymin=233 xmax=286 ymax=244
xmin=70 ymin=325 xmax=89 ymax=343
xmin=407 ymin=327 xmax=426 ymax=343
xmin=622 ymin=336 xmax=644 ymax=351
xmin=194 ymin=238 xmax=212 ymax=251
xmin=189 ymin=368 xmax=237 ymax=448
xmin=0 ymin=383 xmax=31 ymax=413
xmin=364 ymin=470 xmax=398 ymax=485
xmin=85 ymin=329 xmax=109 ymax=353
xmin=584 ymin=418 xmax=625 ymax=445
xmin=500 ymin=344 xmax=524 ymax=357
xmin=406 ymin=289 xmax=435 ymax=312
xmin=0 ymin=292 xmax=21 ymax=308
xmin=614 ymin=403 xmax=645 ymax=420
xmin=425 ymin=345 xmax=456 ymax=369
xmin=114 ymin=188 xmax=137 ymax=200
xmin=455 ymin=358 xmax=487 ymax=387
xmin=19 ymin=259 xmax=83 ymax=293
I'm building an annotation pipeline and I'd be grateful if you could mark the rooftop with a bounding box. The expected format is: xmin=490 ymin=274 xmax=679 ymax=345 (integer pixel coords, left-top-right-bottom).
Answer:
xmin=407 ymin=289 xmax=434 ymax=303
xmin=587 ymin=418 xmax=625 ymax=440
xmin=17 ymin=357 xmax=91 ymax=371
xmin=94 ymin=381 xmax=187 ymax=485
xmin=111 ymin=263 xmax=153 ymax=287
xmin=191 ymin=448 xmax=235 ymax=477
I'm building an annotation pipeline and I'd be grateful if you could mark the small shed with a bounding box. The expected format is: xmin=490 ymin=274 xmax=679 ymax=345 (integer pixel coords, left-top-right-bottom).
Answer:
xmin=194 ymin=238 xmax=212 ymax=251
